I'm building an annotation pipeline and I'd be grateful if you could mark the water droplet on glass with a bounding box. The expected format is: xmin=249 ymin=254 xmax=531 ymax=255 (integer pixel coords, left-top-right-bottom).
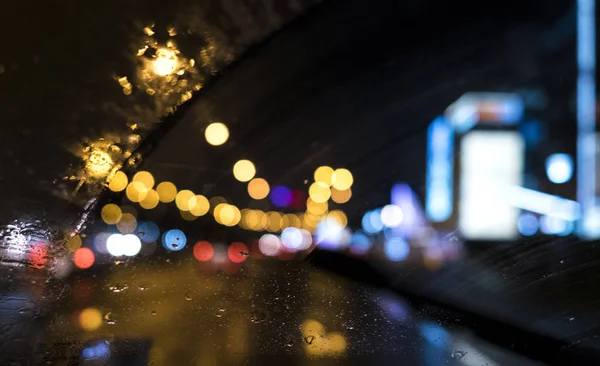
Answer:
xmin=138 ymin=285 xmax=147 ymax=291
xmin=304 ymin=336 xmax=316 ymax=345
xmin=567 ymin=317 xmax=575 ymax=322
xmin=250 ymin=309 xmax=268 ymax=324
xmin=151 ymin=310 xmax=157 ymax=316
xmin=215 ymin=307 xmax=226 ymax=318
xmin=109 ymin=283 xmax=129 ymax=293
xmin=104 ymin=312 xmax=117 ymax=325
xmin=184 ymin=293 xmax=192 ymax=301
xmin=451 ymin=351 xmax=467 ymax=359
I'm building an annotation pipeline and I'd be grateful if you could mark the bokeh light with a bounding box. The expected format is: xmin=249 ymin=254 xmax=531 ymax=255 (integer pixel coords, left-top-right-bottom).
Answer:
xmin=331 ymin=168 xmax=353 ymax=190
xmin=180 ymin=210 xmax=198 ymax=221
xmin=126 ymin=181 xmax=149 ymax=202
xmin=327 ymin=210 xmax=348 ymax=228
xmin=233 ymin=160 xmax=256 ymax=182
xmin=137 ymin=221 xmax=160 ymax=243
xmin=108 ymin=171 xmax=128 ymax=192
xmin=258 ymin=234 xmax=282 ymax=256
xmin=309 ymin=182 xmax=331 ymax=203
xmin=66 ymin=235 xmax=83 ymax=252
xmin=218 ymin=204 xmax=241 ymax=226
xmin=101 ymin=203 xmax=122 ymax=225
xmin=116 ymin=213 xmax=137 ymax=234
xmin=281 ymin=227 xmax=312 ymax=250
xmin=193 ymin=241 xmax=214 ymax=262
xmin=381 ymin=204 xmax=404 ymax=228
xmin=139 ymin=189 xmax=159 ymax=210
xmin=162 ymin=229 xmax=187 ymax=251
xmin=384 ymin=237 xmax=410 ymax=261
xmin=228 ymin=242 xmax=249 ymax=263
xmin=175 ymin=190 xmax=197 ymax=211
xmin=133 ymin=171 xmax=155 ymax=190
xmin=270 ymin=186 xmax=293 ymax=207
xmin=79 ymin=308 xmax=102 ymax=331
xmin=248 ymin=178 xmax=270 ymax=200
xmin=307 ymin=198 xmax=328 ymax=216
xmin=349 ymin=231 xmax=372 ymax=255
xmin=314 ymin=166 xmax=334 ymax=186
xmin=121 ymin=234 xmax=142 ymax=256
xmin=545 ymin=153 xmax=573 ymax=184
xmin=73 ymin=248 xmax=95 ymax=269
xmin=156 ymin=181 xmax=177 ymax=203
xmin=362 ymin=209 xmax=384 ymax=234
xmin=266 ymin=211 xmax=283 ymax=232
xmin=190 ymin=195 xmax=210 ymax=216
xmin=205 ymin=122 xmax=229 ymax=146
xmin=331 ymin=187 xmax=352 ymax=204
xmin=517 ymin=213 xmax=539 ymax=236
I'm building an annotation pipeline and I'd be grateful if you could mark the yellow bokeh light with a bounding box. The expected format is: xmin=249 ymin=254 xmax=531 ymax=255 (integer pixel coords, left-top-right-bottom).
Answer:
xmin=86 ymin=150 xmax=113 ymax=177
xmin=108 ymin=171 xmax=128 ymax=192
xmin=314 ymin=166 xmax=334 ymax=186
xmin=284 ymin=214 xmax=302 ymax=228
xmin=266 ymin=212 xmax=282 ymax=232
xmin=190 ymin=195 xmax=210 ymax=216
xmin=176 ymin=190 xmax=197 ymax=211
xmin=219 ymin=205 xmax=241 ymax=226
xmin=331 ymin=169 xmax=353 ymax=190
xmin=79 ymin=308 xmax=103 ymax=331
xmin=309 ymin=182 xmax=331 ymax=203
xmin=233 ymin=160 xmax=256 ymax=182
xmin=139 ymin=189 xmax=159 ymax=210
xmin=126 ymin=181 xmax=149 ymax=203
xmin=101 ymin=204 xmax=122 ymax=224
xmin=117 ymin=213 xmax=137 ymax=234
xmin=213 ymin=203 xmax=228 ymax=224
xmin=331 ymin=187 xmax=352 ymax=204
xmin=247 ymin=178 xmax=270 ymax=200
xmin=239 ymin=209 xmax=250 ymax=229
xmin=156 ymin=181 xmax=177 ymax=203
xmin=153 ymin=48 xmax=179 ymax=76
xmin=327 ymin=210 xmax=348 ymax=228
xmin=301 ymin=319 xmax=325 ymax=338
xmin=243 ymin=210 xmax=259 ymax=230
xmin=133 ymin=171 xmax=155 ymax=190
xmin=306 ymin=198 xmax=328 ymax=216
xmin=180 ymin=210 xmax=198 ymax=221
xmin=205 ymin=122 xmax=229 ymax=146
xmin=66 ymin=235 xmax=82 ymax=252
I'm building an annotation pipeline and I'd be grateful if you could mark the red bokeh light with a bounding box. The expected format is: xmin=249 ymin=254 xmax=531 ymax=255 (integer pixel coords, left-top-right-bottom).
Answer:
xmin=291 ymin=190 xmax=306 ymax=211
xmin=227 ymin=242 xmax=249 ymax=263
xmin=193 ymin=241 xmax=214 ymax=262
xmin=73 ymin=248 xmax=95 ymax=269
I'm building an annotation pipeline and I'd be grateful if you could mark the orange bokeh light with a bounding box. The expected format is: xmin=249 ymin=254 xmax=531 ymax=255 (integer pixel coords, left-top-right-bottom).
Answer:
xmin=73 ymin=248 xmax=95 ymax=269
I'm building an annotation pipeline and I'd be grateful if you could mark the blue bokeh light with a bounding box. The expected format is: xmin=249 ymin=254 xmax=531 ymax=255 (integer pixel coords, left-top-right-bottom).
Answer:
xmin=517 ymin=213 xmax=539 ymax=236
xmin=162 ymin=229 xmax=187 ymax=251
xmin=545 ymin=153 xmax=573 ymax=184
xmin=384 ymin=237 xmax=410 ymax=261
xmin=137 ymin=221 xmax=160 ymax=243
xmin=270 ymin=186 xmax=293 ymax=207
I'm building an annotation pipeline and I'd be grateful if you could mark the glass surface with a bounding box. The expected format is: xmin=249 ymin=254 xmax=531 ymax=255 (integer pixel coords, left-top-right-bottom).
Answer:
xmin=0 ymin=0 xmax=597 ymax=364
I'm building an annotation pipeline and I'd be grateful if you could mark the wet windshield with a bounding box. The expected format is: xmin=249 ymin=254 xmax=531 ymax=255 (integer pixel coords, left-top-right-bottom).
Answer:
xmin=0 ymin=0 xmax=597 ymax=365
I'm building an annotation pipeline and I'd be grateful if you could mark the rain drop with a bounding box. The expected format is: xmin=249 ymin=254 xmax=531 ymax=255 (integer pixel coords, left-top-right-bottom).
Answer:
xmin=303 ymin=336 xmax=316 ymax=345
xmin=151 ymin=310 xmax=157 ymax=316
xmin=451 ymin=351 xmax=467 ymax=359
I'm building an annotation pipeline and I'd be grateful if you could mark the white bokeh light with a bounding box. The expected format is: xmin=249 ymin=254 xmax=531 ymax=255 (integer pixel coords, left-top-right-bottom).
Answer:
xmin=381 ymin=204 xmax=404 ymax=228
xmin=122 ymin=234 xmax=142 ymax=256
xmin=545 ymin=153 xmax=573 ymax=184
xmin=258 ymin=234 xmax=282 ymax=256
xmin=106 ymin=233 xmax=125 ymax=257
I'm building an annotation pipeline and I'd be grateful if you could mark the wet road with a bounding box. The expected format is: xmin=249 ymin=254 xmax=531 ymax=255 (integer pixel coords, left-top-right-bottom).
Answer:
xmin=0 ymin=254 xmax=539 ymax=366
